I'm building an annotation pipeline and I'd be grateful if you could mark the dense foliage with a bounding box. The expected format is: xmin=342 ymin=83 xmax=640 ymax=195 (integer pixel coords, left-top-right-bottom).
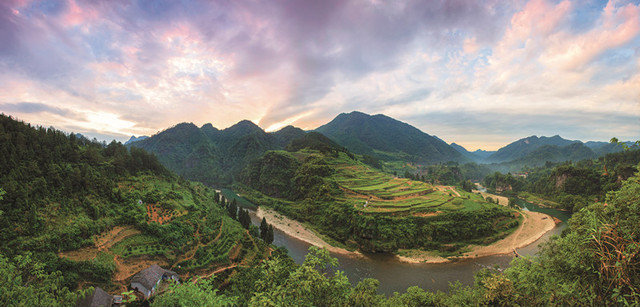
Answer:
xmin=241 ymin=150 xmax=517 ymax=253
xmin=482 ymin=149 xmax=640 ymax=211
xmin=153 ymin=165 xmax=640 ymax=306
xmin=0 ymin=114 xmax=166 ymax=254
xmin=128 ymin=120 xmax=305 ymax=186
xmin=315 ymin=111 xmax=466 ymax=163
xmin=0 ymin=115 xmax=264 ymax=304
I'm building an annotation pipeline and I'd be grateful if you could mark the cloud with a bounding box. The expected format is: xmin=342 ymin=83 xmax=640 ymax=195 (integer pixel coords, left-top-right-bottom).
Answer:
xmin=0 ymin=0 xmax=637 ymax=148
xmin=0 ymin=102 xmax=73 ymax=116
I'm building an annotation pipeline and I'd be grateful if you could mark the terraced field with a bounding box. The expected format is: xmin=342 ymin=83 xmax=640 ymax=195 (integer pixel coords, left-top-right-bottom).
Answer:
xmin=330 ymin=158 xmax=492 ymax=215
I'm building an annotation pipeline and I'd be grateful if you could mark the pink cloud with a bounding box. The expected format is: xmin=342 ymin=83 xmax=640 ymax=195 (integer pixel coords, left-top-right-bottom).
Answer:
xmin=61 ymin=0 xmax=98 ymax=27
xmin=542 ymin=1 xmax=640 ymax=71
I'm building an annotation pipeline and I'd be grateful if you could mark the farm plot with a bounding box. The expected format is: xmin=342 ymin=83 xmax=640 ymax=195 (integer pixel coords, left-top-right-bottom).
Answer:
xmin=332 ymin=161 xmax=488 ymax=216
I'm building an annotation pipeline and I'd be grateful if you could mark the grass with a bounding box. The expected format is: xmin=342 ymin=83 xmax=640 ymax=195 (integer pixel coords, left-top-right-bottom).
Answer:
xmin=320 ymin=152 xmax=506 ymax=217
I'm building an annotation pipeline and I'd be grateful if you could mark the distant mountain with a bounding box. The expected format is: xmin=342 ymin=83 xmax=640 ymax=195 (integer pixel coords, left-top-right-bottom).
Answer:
xmin=485 ymin=135 xmax=580 ymax=163
xmin=450 ymin=143 xmax=495 ymax=162
xmin=315 ymin=111 xmax=466 ymax=163
xmin=128 ymin=121 xmax=305 ymax=185
xmin=124 ymin=135 xmax=148 ymax=144
xmin=584 ymin=141 xmax=631 ymax=156
xmin=511 ymin=143 xmax=597 ymax=166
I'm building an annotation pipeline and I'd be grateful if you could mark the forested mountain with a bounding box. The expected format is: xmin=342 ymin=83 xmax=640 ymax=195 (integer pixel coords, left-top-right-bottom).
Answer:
xmin=128 ymin=121 xmax=305 ymax=186
xmin=482 ymin=148 xmax=640 ymax=211
xmin=0 ymin=114 xmax=266 ymax=303
xmin=484 ymin=135 xmax=581 ymax=163
xmin=315 ymin=111 xmax=467 ymax=163
xmin=584 ymin=140 xmax=631 ymax=156
xmin=485 ymin=142 xmax=599 ymax=173
xmin=239 ymin=140 xmax=518 ymax=254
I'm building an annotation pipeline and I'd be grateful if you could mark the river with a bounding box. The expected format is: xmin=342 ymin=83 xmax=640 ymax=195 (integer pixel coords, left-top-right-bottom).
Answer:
xmin=221 ymin=189 xmax=571 ymax=295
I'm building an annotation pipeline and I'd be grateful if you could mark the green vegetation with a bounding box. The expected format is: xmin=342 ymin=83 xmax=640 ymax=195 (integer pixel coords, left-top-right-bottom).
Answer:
xmin=315 ymin=111 xmax=466 ymax=163
xmin=2 ymin=113 xmax=638 ymax=306
xmin=156 ymin=166 xmax=640 ymax=305
xmin=0 ymin=115 xmax=268 ymax=302
xmin=128 ymin=120 xmax=306 ymax=186
xmin=482 ymin=149 xmax=640 ymax=211
xmin=239 ymin=146 xmax=519 ymax=253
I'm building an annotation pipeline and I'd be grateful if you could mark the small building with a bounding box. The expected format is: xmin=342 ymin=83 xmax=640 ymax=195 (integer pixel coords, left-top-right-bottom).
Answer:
xmin=130 ymin=264 xmax=179 ymax=299
xmin=75 ymin=287 xmax=114 ymax=307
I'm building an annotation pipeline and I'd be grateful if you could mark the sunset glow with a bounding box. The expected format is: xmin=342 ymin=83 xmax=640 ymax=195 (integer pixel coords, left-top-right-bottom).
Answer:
xmin=1 ymin=0 xmax=638 ymax=150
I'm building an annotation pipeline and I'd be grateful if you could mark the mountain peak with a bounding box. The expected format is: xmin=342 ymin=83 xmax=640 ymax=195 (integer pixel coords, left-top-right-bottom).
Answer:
xmin=316 ymin=111 xmax=465 ymax=163
xmin=201 ymin=123 xmax=218 ymax=131
xmin=124 ymin=135 xmax=148 ymax=145
xmin=486 ymin=135 xmax=581 ymax=163
xmin=226 ymin=120 xmax=261 ymax=131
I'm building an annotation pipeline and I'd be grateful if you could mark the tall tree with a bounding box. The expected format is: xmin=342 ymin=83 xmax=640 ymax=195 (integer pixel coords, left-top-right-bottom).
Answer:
xmin=259 ymin=217 xmax=268 ymax=241
xmin=266 ymin=225 xmax=274 ymax=245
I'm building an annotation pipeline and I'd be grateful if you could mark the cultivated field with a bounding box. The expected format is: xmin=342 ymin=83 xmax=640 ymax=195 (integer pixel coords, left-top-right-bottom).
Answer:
xmin=328 ymin=156 xmax=494 ymax=215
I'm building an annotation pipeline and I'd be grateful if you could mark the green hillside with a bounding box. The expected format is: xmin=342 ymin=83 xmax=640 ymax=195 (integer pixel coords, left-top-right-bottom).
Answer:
xmin=0 ymin=115 xmax=267 ymax=297
xmin=128 ymin=121 xmax=305 ymax=186
xmin=238 ymin=144 xmax=519 ymax=254
xmin=485 ymin=135 xmax=583 ymax=163
xmin=315 ymin=111 xmax=467 ymax=163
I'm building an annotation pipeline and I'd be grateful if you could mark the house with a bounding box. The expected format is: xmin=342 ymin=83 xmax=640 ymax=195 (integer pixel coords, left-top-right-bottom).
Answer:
xmin=130 ymin=264 xmax=179 ymax=299
xmin=75 ymin=287 xmax=114 ymax=307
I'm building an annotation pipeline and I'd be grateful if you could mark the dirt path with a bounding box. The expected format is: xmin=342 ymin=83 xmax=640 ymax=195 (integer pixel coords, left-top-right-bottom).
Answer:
xmin=192 ymin=265 xmax=239 ymax=283
xmin=59 ymin=226 xmax=139 ymax=261
xmin=434 ymin=185 xmax=461 ymax=197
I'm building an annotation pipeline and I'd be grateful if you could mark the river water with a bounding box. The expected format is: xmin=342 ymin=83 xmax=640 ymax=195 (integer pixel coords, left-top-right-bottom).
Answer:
xmin=222 ymin=190 xmax=571 ymax=295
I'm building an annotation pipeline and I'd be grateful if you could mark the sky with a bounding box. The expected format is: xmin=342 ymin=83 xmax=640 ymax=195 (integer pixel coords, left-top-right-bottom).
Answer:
xmin=0 ymin=0 xmax=639 ymax=150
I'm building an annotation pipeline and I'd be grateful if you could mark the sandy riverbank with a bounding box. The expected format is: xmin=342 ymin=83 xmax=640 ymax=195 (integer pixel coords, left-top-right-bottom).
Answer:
xmin=462 ymin=210 xmax=556 ymax=258
xmin=257 ymin=206 xmax=555 ymax=264
xmin=255 ymin=207 xmax=361 ymax=256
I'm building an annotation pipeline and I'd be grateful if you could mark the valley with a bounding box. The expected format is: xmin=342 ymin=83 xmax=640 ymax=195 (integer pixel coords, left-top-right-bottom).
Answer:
xmin=239 ymin=148 xmax=524 ymax=257
xmin=1 ymin=112 xmax=638 ymax=305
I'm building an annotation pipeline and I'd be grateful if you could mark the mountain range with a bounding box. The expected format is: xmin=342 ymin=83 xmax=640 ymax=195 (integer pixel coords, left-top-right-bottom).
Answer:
xmin=127 ymin=120 xmax=305 ymax=185
xmin=127 ymin=111 xmax=631 ymax=185
xmin=452 ymin=135 xmax=629 ymax=166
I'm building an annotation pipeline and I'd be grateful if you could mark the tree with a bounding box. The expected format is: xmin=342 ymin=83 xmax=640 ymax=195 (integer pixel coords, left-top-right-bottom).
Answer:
xmin=0 ymin=252 xmax=80 ymax=305
xmin=250 ymin=246 xmax=351 ymax=306
xmin=152 ymin=277 xmax=236 ymax=306
xmin=238 ymin=209 xmax=251 ymax=229
xmin=0 ymin=188 xmax=4 ymax=217
xmin=461 ymin=180 xmax=474 ymax=192
xmin=266 ymin=225 xmax=274 ymax=245
xmin=227 ymin=199 xmax=237 ymax=220
xmin=259 ymin=217 xmax=268 ymax=241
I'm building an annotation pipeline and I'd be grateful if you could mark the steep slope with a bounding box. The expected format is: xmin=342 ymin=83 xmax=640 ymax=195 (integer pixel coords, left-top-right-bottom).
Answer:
xmin=315 ymin=111 xmax=466 ymax=163
xmin=239 ymin=141 xmax=519 ymax=254
xmin=0 ymin=114 xmax=261 ymax=293
xmin=485 ymin=135 xmax=580 ymax=163
xmin=128 ymin=122 xmax=223 ymax=184
xmin=271 ymin=125 xmax=306 ymax=148
xmin=128 ymin=121 xmax=306 ymax=185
